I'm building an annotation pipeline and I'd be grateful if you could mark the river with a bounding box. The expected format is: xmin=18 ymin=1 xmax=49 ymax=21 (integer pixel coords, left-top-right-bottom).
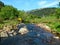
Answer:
xmin=1 ymin=24 xmax=60 ymax=45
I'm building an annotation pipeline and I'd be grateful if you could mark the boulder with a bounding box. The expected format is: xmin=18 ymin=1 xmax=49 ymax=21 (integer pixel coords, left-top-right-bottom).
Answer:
xmin=18 ymin=26 xmax=29 ymax=35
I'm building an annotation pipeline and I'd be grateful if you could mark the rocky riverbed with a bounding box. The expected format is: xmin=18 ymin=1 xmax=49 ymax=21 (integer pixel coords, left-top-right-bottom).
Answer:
xmin=0 ymin=23 xmax=60 ymax=45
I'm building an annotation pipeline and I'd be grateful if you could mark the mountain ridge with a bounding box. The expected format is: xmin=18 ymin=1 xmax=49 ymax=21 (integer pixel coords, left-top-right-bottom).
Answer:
xmin=27 ymin=7 xmax=57 ymax=17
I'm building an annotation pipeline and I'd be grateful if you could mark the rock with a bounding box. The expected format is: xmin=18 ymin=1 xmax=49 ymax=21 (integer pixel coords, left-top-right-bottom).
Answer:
xmin=36 ymin=23 xmax=51 ymax=32
xmin=2 ymin=25 xmax=17 ymax=37
xmin=0 ymin=31 xmax=8 ymax=37
xmin=0 ymin=29 xmax=2 ymax=33
xmin=12 ymin=25 xmax=18 ymax=30
xmin=18 ymin=26 xmax=29 ymax=35
xmin=53 ymin=36 xmax=60 ymax=40
xmin=7 ymin=30 xmax=15 ymax=36
xmin=3 ymin=25 xmax=12 ymax=32
xmin=13 ymin=32 xmax=17 ymax=35
xmin=17 ymin=23 xmax=26 ymax=29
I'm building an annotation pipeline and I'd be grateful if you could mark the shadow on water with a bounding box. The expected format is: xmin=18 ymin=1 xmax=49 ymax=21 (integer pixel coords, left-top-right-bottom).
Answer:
xmin=0 ymin=24 xmax=60 ymax=45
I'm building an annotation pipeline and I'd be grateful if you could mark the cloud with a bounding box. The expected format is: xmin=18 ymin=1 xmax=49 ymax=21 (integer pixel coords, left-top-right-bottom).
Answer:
xmin=38 ymin=1 xmax=58 ymax=8
xmin=42 ymin=1 xmax=58 ymax=8
xmin=38 ymin=1 xmax=47 ymax=6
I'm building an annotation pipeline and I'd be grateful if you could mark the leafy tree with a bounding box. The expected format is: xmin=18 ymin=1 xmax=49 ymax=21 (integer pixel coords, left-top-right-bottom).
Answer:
xmin=55 ymin=8 xmax=60 ymax=19
xmin=0 ymin=1 xmax=4 ymax=9
xmin=0 ymin=5 xmax=18 ymax=20
xmin=0 ymin=12 xmax=4 ymax=23
xmin=18 ymin=10 xmax=28 ymax=20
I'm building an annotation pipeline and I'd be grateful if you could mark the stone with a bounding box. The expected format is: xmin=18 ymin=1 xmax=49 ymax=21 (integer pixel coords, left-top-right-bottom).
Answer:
xmin=36 ymin=23 xmax=51 ymax=32
xmin=13 ymin=32 xmax=17 ymax=35
xmin=18 ymin=26 xmax=29 ymax=35
xmin=3 ymin=25 xmax=12 ymax=32
xmin=53 ymin=36 xmax=60 ymax=40
xmin=0 ymin=31 xmax=8 ymax=37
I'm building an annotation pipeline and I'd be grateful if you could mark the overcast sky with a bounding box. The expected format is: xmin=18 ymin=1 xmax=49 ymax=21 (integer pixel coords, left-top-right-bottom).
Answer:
xmin=0 ymin=0 xmax=59 ymax=11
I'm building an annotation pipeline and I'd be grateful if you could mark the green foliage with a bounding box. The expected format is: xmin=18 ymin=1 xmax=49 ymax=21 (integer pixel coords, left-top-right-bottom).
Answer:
xmin=0 ymin=5 xmax=18 ymax=20
xmin=55 ymin=8 xmax=60 ymax=19
xmin=0 ymin=1 xmax=4 ymax=9
xmin=18 ymin=10 xmax=27 ymax=20
xmin=27 ymin=8 xmax=56 ymax=17
xmin=0 ymin=17 xmax=4 ymax=23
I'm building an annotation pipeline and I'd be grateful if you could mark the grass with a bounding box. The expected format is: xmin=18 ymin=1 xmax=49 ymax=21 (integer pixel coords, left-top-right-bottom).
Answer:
xmin=0 ymin=19 xmax=19 ymax=29
xmin=39 ymin=16 xmax=60 ymax=33
xmin=0 ymin=15 xmax=60 ymax=33
xmin=29 ymin=16 xmax=60 ymax=33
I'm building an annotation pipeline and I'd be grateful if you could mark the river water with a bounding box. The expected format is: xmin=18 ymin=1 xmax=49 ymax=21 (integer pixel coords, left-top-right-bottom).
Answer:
xmin=1 ymin=24 xmax=60 ymax=45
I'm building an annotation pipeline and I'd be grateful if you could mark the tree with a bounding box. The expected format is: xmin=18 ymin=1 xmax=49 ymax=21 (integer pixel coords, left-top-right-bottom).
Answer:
xmin=0 ymin=1 xmax=4 ymax=9
xmin=0 ymin=5 xmax=18 ymax=20
xmin=0 ymin=12 xmax=4 ymax=23
xmin=58 ymin=0 xmax=60 ymax=7
xmin=18 ymin=10 xmax=27 ymax=20
xmin=56 ymin=8 xmax=60 ymax=19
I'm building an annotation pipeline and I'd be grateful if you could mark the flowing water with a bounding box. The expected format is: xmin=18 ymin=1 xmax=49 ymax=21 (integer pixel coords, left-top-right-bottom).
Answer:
xmin=0 ymin=24 xmax=60 ymax=45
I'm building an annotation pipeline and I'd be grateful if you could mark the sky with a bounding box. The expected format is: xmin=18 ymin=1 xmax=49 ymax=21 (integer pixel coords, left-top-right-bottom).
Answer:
xmin=0 ymin=0 xmax=59 ymax=11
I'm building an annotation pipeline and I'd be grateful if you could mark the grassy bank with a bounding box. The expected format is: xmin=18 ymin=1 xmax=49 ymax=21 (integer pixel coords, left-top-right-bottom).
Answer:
xmin=0 ymin=15 xmax=60 ymax=33
xmin=0 ymin=19 xmax=19 ymax=29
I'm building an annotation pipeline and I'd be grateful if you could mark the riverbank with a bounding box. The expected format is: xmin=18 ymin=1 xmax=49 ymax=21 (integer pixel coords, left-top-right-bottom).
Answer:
xmin=0 ymin=23 xmax=60 ymax=37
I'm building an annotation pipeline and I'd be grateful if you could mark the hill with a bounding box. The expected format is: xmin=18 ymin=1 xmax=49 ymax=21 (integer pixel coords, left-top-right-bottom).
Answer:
xmin=27 ymin=8 xmax=57 ymax=17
